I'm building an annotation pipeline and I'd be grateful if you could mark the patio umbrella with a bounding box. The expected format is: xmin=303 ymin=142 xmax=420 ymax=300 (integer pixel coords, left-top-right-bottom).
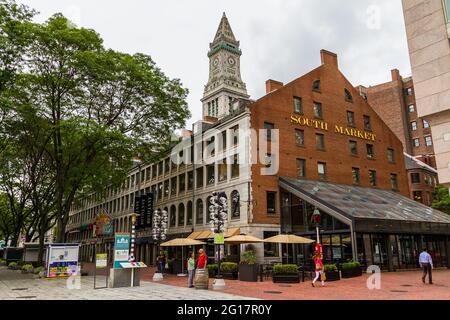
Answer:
xmin=264 ymin=234 xmax=315 ymax=265
xmin=224 ymin=234 xmax=264 ymax=245
xmin=160 ymin=238 xmax=206 ymax=275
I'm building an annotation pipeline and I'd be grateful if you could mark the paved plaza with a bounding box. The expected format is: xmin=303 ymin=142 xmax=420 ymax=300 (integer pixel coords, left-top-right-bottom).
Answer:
xmin=1 ymin=266 xmax=449 ymax=300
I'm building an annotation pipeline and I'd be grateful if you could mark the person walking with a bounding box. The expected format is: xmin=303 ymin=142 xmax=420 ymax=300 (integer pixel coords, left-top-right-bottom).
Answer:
xmin=187 ymin=252 xmax=196 ymax=288
xmin=312 ymin=252 xmax=325 ymax=287
xmin=419 ymin=248 xmax=433 ymax=284
xmin=156 ymin=251 xmax=166 ymax=274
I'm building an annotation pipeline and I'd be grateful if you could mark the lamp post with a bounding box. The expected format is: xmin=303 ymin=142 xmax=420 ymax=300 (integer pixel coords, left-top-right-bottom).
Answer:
xmin=152 ymin=208 xmax=168 ymax=281
xmin=209 ymin=191 xmax=227 ymax=290
xmin=312 ymin=207 xmax=322 ymax=254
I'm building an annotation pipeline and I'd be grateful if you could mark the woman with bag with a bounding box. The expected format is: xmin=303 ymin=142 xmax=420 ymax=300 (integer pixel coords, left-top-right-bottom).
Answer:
xmin=312 ymin=252 xmax=325 ymax=287
xmin=187 ymin=252 xmax=196 ymax=288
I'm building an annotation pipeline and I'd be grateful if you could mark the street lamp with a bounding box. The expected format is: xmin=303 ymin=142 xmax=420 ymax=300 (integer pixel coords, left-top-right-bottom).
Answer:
xmin=312 ymin=207 xmax=322 ymax=254
xmin=152 ymin=208 xmax=168 ymax=281
xmin=209 ymin=191 xmax=227 ymax=290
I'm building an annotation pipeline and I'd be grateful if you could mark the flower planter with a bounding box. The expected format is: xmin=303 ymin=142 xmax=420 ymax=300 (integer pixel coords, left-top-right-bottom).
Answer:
xmin=324 ymin=270 xmax=340 ymax=282
xmin=221 ymin=271 xmax=238 ymax=280
xmin=272 ymin=274 xmax=300 ymax=283
xmin=238 ymin=264 xmax=259 ymax=282
xmin=341 ymin=267 xmax=362 ymax=279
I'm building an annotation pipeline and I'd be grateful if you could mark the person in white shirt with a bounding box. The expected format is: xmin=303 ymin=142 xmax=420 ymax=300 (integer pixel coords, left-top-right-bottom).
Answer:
xmin=418 ymin=248 xmax=433 ymax=284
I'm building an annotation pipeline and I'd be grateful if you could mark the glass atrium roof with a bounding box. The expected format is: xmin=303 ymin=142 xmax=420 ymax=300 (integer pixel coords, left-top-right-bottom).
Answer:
xmin=280 ymin=177 xmax=450 ymax=225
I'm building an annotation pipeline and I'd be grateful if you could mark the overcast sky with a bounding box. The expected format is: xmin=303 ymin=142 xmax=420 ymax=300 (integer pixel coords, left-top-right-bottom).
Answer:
xmin=18 ymin=0 xmax=411 ymax=127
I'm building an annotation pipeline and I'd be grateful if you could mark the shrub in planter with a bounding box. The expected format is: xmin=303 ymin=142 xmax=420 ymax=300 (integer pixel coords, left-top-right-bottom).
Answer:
xmin=207 ymin=264 xmax=218 ymax=277
xmin=272 ymin=264 xmax=300 ymax=283
xmin=33 ymin=266 xmax=45 ymax=275
xmin=340 ymin=261 xmax=362 ymax=278
xmin=239 ymin=250 xmax=258 ymax=282
xmin=21 ymin=264 xmax=34 ymax=273
xmin=0 ymin=259 xmax=6 ymax=266
xmin=220 ymin=262 xmax=238 ymax=280
xmin=323 ymin=264 xmax=340 ymax=281
xmin=8 ymin=262 xmax=18 ymax=270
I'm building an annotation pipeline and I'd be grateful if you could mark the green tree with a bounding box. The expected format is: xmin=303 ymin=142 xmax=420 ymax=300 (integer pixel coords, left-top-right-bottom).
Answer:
xmin=432 ymin=185 xmax=450 ymax=214
xmin=4 ymin=12 xmax=190 ymax=243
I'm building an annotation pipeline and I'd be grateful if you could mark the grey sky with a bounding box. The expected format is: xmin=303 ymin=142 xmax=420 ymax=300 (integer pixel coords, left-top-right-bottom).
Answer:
xmin=18 ymin=0 xmax=411 ymax=127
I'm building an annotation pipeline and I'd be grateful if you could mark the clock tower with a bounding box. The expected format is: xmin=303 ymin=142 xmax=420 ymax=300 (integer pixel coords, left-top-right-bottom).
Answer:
xmin=202 ymin=13 xmax=249 ymax=119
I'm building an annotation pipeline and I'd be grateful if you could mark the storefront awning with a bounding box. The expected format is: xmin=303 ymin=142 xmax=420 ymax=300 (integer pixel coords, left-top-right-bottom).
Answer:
xmin=279 ymin=177 xmax=450 ymax=235
xmin=188 ymin=227 xmax=240 ymax=240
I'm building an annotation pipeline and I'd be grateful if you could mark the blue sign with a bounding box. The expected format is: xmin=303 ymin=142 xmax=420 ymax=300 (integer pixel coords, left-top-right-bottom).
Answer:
xmin=113 ymin=233 xmax=130 ymax=268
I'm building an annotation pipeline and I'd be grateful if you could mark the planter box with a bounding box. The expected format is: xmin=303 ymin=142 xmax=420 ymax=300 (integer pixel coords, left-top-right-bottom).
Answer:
xmin=239 ymin=264 xmax=259 ymax=282
xmin=324 ymin=270 xmax=340 ymax=282
xmin=341 ymin=267 xmax=362 ymax=279
xmin=221 ymin=271 xmax=238 ymax=280
xmin=272 ymin=274 xmax=300 ymax=283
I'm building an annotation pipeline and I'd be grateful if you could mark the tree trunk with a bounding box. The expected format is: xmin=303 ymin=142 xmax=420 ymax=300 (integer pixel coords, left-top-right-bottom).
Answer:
xmin=37 ymin=214 xmax=48 ymax=265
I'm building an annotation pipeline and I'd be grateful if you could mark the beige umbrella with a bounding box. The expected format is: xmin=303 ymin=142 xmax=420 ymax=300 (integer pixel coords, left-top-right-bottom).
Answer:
xmin=160 ymin=238 xmax=206 ymax=247
xmin=263 ymin=234 xmax=315 ymax=244
xmin=264 ymin=234 xmax=315 ymax=266
xmin=160 ymin=238 xmax=206 ymax=275
xmin=224 ymin=234 xmax=264 ymax=245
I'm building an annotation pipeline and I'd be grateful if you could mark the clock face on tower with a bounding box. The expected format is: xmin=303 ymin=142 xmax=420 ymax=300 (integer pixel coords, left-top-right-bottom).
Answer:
xmin=228 ymin=57 xmax=235 ymax=65
xmin=213 ymin=58 xmax=220 ymax=67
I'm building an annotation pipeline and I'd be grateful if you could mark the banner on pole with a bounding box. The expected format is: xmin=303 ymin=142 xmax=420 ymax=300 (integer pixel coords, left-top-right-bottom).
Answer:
xmin=113 ymin=233 xmax=130 ymax=268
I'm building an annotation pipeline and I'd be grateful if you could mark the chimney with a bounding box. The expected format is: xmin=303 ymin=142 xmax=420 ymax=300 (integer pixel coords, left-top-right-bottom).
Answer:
xmin=320 ymin=49 xmax=338 ymax=68
xmin=265 ymin=79 xmax=284 ymax=94
xmin=391 ymin=69 xmax=401 ymax=81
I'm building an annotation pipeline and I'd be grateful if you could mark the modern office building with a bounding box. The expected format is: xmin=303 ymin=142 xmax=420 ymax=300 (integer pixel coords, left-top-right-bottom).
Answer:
xmin=67 ymin=13 xmax=450 ymax=270
xmin=402 ymin=0 xmax=450 ymax=186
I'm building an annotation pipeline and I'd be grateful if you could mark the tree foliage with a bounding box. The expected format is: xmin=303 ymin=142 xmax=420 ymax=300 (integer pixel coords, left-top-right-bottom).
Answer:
xmin=0 ymin=1 xmax=190 ymax=245
xmin=432 ymin=185 xmax=450 ymax=214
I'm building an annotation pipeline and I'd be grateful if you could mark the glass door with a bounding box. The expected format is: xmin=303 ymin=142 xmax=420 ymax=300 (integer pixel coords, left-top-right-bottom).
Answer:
xmin=371 ymin=234 xmax=388 ymax=270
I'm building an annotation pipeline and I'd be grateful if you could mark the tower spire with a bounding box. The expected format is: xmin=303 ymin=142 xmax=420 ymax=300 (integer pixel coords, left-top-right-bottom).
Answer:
xmin=212 ymin=11 xmax=237 ymax=46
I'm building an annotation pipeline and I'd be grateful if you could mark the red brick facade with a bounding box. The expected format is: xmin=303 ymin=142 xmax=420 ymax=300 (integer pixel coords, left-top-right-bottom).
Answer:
xmin=249 ymin=50 xmax=409 ymax=225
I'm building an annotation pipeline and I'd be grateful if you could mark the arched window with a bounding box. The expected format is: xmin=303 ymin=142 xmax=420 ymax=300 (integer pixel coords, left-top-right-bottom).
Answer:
xmin=170 ymin=205 xmax=176 ymax=227
xmin=196 ymin=199 xmax=203 ymax=225
xmin=187 ymin=201 xmax=193 ymax=226
xmin=178 ymin=203 xmax=185 ymax=226
xmin=231 ymin=190 xmax=240 ymax=219
xmin=206 ymin=196 xmax=213 ymax=223
xmin=345 ymin=89 xmax=353 ymax=102
xmin=312 ymin=80 xmax=321 ymax=92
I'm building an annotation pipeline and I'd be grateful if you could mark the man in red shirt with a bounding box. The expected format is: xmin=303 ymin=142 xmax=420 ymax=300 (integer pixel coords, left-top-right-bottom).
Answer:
xmin=197 ymin=248 xmax=207 ymax=269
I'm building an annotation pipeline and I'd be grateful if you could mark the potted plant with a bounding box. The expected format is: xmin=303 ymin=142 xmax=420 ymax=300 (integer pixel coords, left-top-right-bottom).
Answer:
xmin=8 ymin=262 xmax=18 ymax=270
xmin=272 ymin=264 xmax=300 ymax=283
xmin=0 ymin=259 xmax=6 ymax=266
xmin=238 ymin=250 xmax=258 ymax=282
xmin=323 ymin=263 xmax=340 ymax=281
xmin=21 ymin=264 xmax=34 ymax=274
xmin=340 ymin=261 xmax=362 ymax=278
xmin=207 ymin=264 xmax=218 ymax=277
xmin=220 ymin=262 xmax=238 ymax=280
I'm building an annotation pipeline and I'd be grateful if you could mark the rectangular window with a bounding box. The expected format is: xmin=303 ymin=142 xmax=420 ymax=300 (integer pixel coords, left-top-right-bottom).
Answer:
xmin=390 ymin=174 xmax=398 ymax=191
xmin=313 ymin=102 xmax=323 ymax=119
xmin=178 ymin=174 xmax=185 ymax=193
xmin=218 ymin=160 xmax=227 ymax=182
xmin=231 ymin=154 xmax=240 ymax=178
xmin=408 ymin=104 xmax=415 ymax=112
xmin=363 ymin=115 xmax=372 ymax=131
xmin=170 ymin=177 xmax=177 ymax=196
xmin=425 ymin=136 xmax=433 ymax=146
xmin=264 ymin=153 xmax=272 ymax=168
xmin=352 ymin=167 xmax=360 ymax=185
xmin=196 ymin=167 xmax=204 ymax=188
xmin=369 ymin=170 xmax=377 ymax=186
xmin=413 ymin=191 xmax=423 ymax=202
xmin=267 ymin=192 xmax=276 ymax=214
xmin=164 ymin=180 xmax=169 ymax=198
xmin=187 ymin=171 xmax=194 ymax=190
xmin=295 ymin=129 xmax=305 ymax=146
xmin=206 ymin=164 xmax=215 ymax=185
xmin=220 ymin=130 xmax=227 ymax=151
xmin=387 ymin=148 xmax=395 ymax=163
xmin=231 ymin=125 xmax=239 ymax=146
xmin=294 ymin=96 xmax=303 ymax=114
xmin=264 ymin=122 xmax=275 ymax=141
xmin=366 ymin=144 xmax=374 ymax=159
xmin=165 ymin=158 xmax=170 ymax=174
xmin=413 ymin=138 xmax=420 ymax=148
xmin=411 ymin=172 xmax=421 ymax=184
xmin=406 ymin=87 xmax=413 ymax=96
xmin=264 ymin=231 xmax=279 ymax=257
xmin=347 ymin=111 xmax=355 ymax=127
xmin=318 ymin=162 xmax=327 ymax=180
xmin=316 ymin=133 xmax=325 ymax=150
xmin=423 ymin=119 xmax=430 ymax=129
xmin=349 ymin=140 xmax=358 ymax=155
xmin=411 ymin=121 xmax=417 ymax=131
xmin=296 ymin=158 xmax=306 ymax=178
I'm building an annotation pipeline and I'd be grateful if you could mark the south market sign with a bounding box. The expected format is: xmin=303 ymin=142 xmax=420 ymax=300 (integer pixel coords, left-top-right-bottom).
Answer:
xmin=290 ymin=115 xmax=376 ymax=142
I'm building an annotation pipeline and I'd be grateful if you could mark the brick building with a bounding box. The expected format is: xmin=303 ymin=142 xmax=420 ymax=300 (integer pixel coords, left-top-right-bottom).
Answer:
xmin=404 ymin=153 xmax=438 ymax=206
